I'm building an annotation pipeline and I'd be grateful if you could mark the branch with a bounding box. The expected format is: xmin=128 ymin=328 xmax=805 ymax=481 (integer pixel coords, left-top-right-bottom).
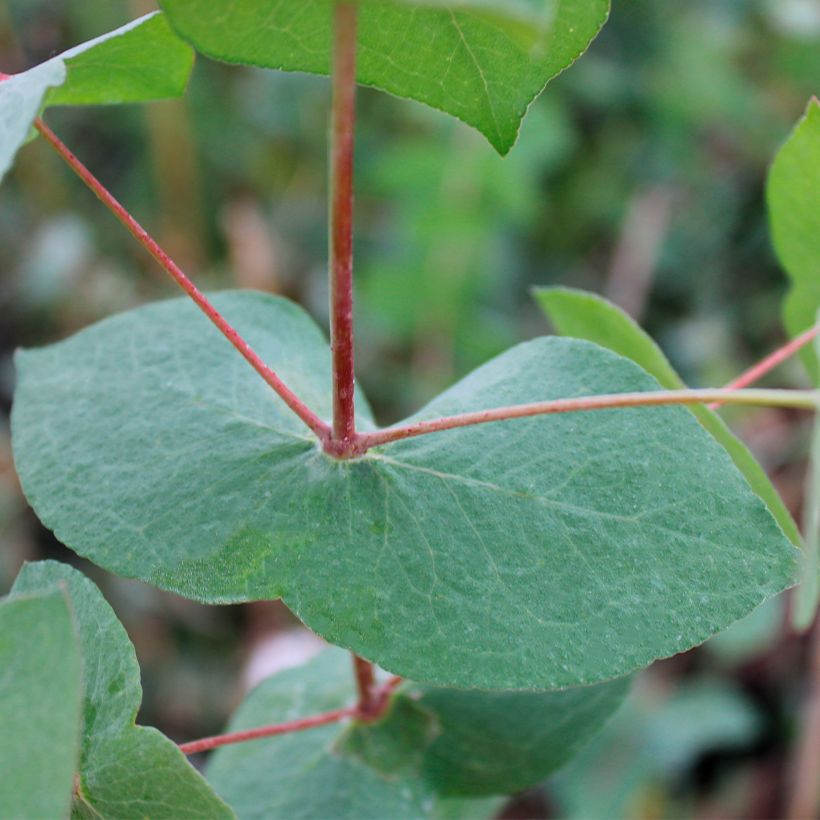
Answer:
xmin=709 ymin=324 xmax=820 ymax=409
xmin=179 ymin=675 xmax=404 ymax=755
xmin=352 ymin=655 xmax=377 ymax=719
xmin=34 ymin=118 xmax=331 ymax=443
xmin=357 ymin=388 xmax=819 ymax=450
xmin=178 ymin=706 xmax=357 ymax=755
xmin=328 ymin=2 xmax=359 ymax=455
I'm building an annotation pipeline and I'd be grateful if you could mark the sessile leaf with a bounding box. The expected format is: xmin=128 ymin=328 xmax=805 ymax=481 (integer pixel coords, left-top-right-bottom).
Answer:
xmin=12 ymin=291 xmax=798 ymax=690
xmin=205 ymin=649 xmax=627 ymax=817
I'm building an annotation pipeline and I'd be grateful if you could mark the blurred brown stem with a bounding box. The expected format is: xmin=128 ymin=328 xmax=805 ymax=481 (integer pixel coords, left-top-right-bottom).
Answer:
xmin=786 ymin=619 xmax=820 ymax=819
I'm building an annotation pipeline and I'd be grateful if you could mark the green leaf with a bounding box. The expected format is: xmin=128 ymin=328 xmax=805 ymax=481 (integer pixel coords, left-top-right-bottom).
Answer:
xmin=207 ymin=651 xmax=432 ymax=819
xmin=771 ymin=98 xmax=820 ymax=379
xmin=12 ymin=292 xmax=798 ymax=689
xmin=10 ymin=561 xmax=233 ymax=819
xmin=534 ymin=286 xmax=801 ymax=546
xmin=0 ymin=589 xmax=82 ymax=820
xmin=0 ymin=12 xmax=194 ymax=183
xmin=793 ymin=334 xmax=820 ymax=630
xmin=206 ymin=649 xmax=626 ymax=816
xmin=405 ymin=677 xmax=630 ymax=796
xmin=158 ymin=0 xmax=609 ymax=155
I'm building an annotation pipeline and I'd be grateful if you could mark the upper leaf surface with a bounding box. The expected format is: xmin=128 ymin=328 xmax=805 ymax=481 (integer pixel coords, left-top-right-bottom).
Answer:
xmin=0 ymin=12 xmax=193 ymax=183
xmin=12 ymin=292 xmax=798 ymax=689
xmin=206 ymin=648 xmax=627 ymax=816
xmin=535 ymin=286 xmax=800 ymax=545
xmin=10 ymin=561 xmax=233 ymax=819
xmin=0 ymin=589 xmax=82 ymax=820
xmin=771 ymin=99 xmax=820 ymax=379
xmin=158 ymin=0 xmax=609 ymax=154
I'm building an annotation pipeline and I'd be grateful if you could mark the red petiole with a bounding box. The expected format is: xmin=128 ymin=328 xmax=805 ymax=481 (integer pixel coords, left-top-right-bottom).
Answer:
xmin=178 ymin=674 xmax=404 ymax=755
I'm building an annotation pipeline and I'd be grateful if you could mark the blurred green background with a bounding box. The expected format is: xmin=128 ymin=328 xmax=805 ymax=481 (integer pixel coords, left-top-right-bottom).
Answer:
xmin=1 ymin=1 xmax=819 ymax=817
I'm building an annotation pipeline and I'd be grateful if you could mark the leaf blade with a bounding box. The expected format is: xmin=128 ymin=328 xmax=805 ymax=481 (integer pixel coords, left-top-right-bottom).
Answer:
xmin=534 ymin=285 xmax=801 ymax=545
xmin=12 ymin=292 xmax=798 ymax=689
xmin=771 ymin=99 xmax=820 ymax=379
xmin=0 ymin=12 xmax=194 ymax=184
xmin=0 ymin=589 xmax=82 ymax=820
xmin=10 ymin=562 xmax=234 ymax=819
xmin=159 ymin=0 xmax=608 ymax=154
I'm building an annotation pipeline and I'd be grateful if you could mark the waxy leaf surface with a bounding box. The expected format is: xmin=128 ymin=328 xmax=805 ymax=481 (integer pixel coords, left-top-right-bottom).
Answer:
xmin=10 ymin=562 xmax=233 ymax=819
xmin=159 ymin=0 xmax=609 ymax=154
xmin=206 ymin=649 xmax=626 ymax=817
xmin=772 ymin=99 xmax=820 ymax=379
xmin=535 ymin=286 xmax=800 ymax=545
xmin=0 ymin=589 xmax=82 ymax=820
xmin=0 ymin=13 xmax=193 ymax=183
xmin=13 ymin=292 xmax=798 ymax=689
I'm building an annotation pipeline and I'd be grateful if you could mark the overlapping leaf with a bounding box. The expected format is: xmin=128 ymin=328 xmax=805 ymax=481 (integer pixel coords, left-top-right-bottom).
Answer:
xmin=159 ymin=0 xmax=609 ymax=154
xmin=12 ymin=291 xmax=798 ymax=689
xmin=205 ymin=649 xmax=627 ymax=817
xmin=0 ymin=12 xmax=194 ymax=182
xmin=9 ymin=561 xmax=233 ymax=819
xmin=534 ymin=286 xmax=800 ymax=545
xmin=0 ymin=589 xmax=82 ymax=820
xmin=772 ymin=98 xmax=820 ymax=379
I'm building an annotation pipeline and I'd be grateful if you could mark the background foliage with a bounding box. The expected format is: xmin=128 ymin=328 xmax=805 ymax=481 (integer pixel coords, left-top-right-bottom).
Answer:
xmin=1 ymin=0 xmax=819 ymax=816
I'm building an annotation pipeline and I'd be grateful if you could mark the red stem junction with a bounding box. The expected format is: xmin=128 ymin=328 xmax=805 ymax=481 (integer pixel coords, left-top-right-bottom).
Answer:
xmin=327 ymin=2 xmax=359 ymax=458
xmin=709 ymin=323 xmax=820 ymax=408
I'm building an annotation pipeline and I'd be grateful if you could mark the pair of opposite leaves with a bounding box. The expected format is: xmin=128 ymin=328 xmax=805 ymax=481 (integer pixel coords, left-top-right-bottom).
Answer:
xmin=0 ymin=561 xmax=627 ymax=819
xmin=3 ymin=0 xmax=811 ymax=687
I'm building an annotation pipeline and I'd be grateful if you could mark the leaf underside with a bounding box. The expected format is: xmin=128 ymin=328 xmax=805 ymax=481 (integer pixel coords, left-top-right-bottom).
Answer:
xmin=12 ymin=291 xmax=798 ymax=690
xmin=771 ymin=98 xmax=820 ymax=379
xmin=0 ymin=12 xmax=193 ymax=184
xmin=205 ymin=648 xmax=628 ymax=818
xmin=534 ymin=286 xmax=801 ymax=545
xmin=0 ymin=589 xmax=82 ymax=820
xmin=158 ymin=0 xmax=609 ymax=155
xmin=9 ymin=562 xmax=233 ymax=819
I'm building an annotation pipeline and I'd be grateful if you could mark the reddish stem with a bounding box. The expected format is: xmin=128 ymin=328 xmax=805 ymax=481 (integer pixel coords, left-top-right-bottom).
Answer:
xmin=178 ymin=674 xmax=404 ymax=756
xmin=178 ymin=706 xmax=357 ymax=755
xmin=328 ymin=2 xmax=359 ymax=456
xmin=352 ymin=654 xmax=378 ymax=719
xmin=357 ymin=388 xmax=818 ymax=450
xmin=709 ymin=323 xmax=820 ymax=409
xmin=34 ymin=118 xmax=330 ymax=442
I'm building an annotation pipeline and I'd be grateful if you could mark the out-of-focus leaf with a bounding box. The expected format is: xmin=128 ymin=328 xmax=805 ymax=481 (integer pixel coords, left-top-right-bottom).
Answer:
xmin=0 ymin=12 xmax=194 ymax=183
xmin=0 ymin=588 xmax=82 ymax=820
xmin=772 ymin=99 xmax=820 ymax=378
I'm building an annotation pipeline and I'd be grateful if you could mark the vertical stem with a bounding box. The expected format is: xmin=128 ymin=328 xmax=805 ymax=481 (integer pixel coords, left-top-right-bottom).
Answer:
xmin=352 ymin=654 xmax=377 ymax=718
xmin=329 ymin=2 xmax=359 ymax=452
xmin=786 ymin=620 xmax=820 ymax=819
